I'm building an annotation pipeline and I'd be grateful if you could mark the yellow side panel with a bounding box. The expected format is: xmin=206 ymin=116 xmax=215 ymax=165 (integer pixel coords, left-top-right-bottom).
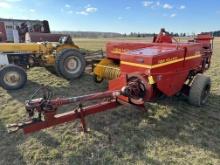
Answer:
xmin=0 ymin=43 xmax=41 ymax=53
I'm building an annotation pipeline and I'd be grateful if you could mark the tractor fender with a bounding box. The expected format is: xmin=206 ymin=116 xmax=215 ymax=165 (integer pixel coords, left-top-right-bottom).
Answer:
xmin=56 ymin=44 xmax=79 ymax=54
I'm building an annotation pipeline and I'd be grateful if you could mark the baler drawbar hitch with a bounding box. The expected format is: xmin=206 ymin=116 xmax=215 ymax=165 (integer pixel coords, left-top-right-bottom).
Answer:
xmin=7 ymin=78 xmax=146 ymax=134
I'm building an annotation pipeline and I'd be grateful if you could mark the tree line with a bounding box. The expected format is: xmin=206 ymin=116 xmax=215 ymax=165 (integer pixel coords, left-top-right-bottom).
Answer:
xmin=52 ymin=30 xmax=220 ymax=38
xmin=212 ymin=30 xmax=220 ymax=37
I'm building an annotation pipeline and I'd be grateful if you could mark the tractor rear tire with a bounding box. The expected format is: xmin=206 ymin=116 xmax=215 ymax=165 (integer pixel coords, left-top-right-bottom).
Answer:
xmin=0 ymin=64 xmax=27 ymax=90
xmin=188 ymin=74 xmax=211 ymax=106
xmin=55 ymin=49 xmax=86 ymax=80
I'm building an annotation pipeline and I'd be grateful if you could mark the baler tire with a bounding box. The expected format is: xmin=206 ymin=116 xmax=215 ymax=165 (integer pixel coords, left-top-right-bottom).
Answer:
xmin=188 ymin=74 xmax=211 ymax=106
xmin=0 ymin=64 xmax=27 ymax=90
xmin=55 ymin=49 xmax=86 ymax=80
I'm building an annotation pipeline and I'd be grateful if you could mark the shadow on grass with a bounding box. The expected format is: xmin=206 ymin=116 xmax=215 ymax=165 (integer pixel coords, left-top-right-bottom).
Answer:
xmin=6 ymin=74 xmax=107 ymax=104
xmin=3 ymin=75 xmax=220 ymax=164
xmin=0 ymin=120 xmax=61 ymax=164
xmin=32 ymin=131 xmax=61 ymax=148
xmin=68 ymin=94 xmax=220 ymax=164
xmin=0 ymin=120 xmax=27 ymax=165
xmin=152 ymin=94 xmax=220 ymax=154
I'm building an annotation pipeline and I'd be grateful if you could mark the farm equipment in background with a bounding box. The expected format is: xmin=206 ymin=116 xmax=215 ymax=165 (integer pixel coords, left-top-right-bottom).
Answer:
xmin=0 ymin=36 xmax=103 ymax=90
xmin=0 ymin=19 xmax=51 ymax=43
xmin=7 ymin=29 xmax=214 ymax=134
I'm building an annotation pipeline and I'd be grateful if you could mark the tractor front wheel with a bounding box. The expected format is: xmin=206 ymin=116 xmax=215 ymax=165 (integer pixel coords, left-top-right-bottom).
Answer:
xmin=55 ymin=49 xmax=86 ymax=80
xmin=0 ymin=64 xmax=27 ymax=90
xmin=188 ymin=74 xmax=211 ymax=106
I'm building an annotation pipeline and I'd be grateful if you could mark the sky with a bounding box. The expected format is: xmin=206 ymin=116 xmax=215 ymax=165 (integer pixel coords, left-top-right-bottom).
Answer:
xmin=0 ymin=0 xmax=220 ymax=34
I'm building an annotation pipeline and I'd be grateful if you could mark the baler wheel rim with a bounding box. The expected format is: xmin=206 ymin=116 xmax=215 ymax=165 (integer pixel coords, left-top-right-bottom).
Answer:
xmin=201 ymin=83 xmax=211 ymax=104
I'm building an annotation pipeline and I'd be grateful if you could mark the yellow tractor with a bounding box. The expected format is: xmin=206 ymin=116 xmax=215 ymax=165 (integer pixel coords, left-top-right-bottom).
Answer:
xmin=0 ymin=36 xmax=86 ymax=90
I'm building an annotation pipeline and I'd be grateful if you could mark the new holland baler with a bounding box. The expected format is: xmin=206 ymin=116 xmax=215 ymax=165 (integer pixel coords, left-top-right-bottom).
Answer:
xmin=7 ymin=29 xmax=214 ymax=134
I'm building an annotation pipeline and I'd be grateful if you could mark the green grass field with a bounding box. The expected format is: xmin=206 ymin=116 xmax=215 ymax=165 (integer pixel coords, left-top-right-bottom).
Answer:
xmin=0 ymin=38 xmax=220 ymax=165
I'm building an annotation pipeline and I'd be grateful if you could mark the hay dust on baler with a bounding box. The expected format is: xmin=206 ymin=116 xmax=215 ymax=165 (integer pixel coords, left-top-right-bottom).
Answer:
xmin=7 ymin=29 xmax=214 ymax=134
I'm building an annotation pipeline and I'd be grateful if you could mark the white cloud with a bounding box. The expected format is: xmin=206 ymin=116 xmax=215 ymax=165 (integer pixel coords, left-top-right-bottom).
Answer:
xmin=143 ymin=0 xmax=163 ymax=9
xmin=0 ymin=0 xmax=23 ymax=9
xmin=143 ymin=1 xmax=161 ymax=9
xmin=143 ymin=1 xmax=153 ymax=7
xmin=163 ymin=3 xmax=173 ymax=9
xmin=76 ymin=5 xmax=97 ymax=16
xmin=0 ymin=2 xmax=11 ymax=8
xmin=65 ymin=4 xmax=71 ymax=8
xmin=179 ymin=5 xmax=186 ymax=10
xmin=85 ymin=7 xmax=97 ymax=13
xmin=125 ymin=6 xmax=131 ymax=10
xmin=170 ymin=13 xmax=176 ymax=18
xmin=29 ymin=9 xmax=35 ymax=13
xmin=76 ymin=11 xmax=88 ymax=16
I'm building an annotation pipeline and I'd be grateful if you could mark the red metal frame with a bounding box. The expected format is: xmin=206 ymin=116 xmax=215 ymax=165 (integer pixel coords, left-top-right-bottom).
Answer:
xmin=7 ymin=79 xmax=145 ymax=134
xmin=23 ymin=100 xmax=119 ymax=134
